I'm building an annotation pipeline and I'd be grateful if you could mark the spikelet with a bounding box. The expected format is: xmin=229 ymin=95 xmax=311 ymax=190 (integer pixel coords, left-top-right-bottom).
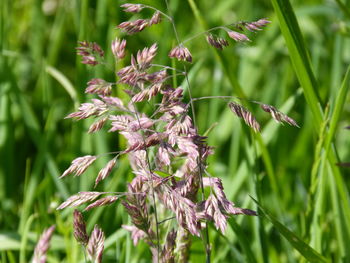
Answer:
xmin=95 ymin=158 xmax=117 ymax=187
xmin=84 ymin=196 xmax=119 ymax=211
xmin=87 ymin=225 xmax=105 ymax=263
xmin=228 ymin=102 xmax=260 ymax=132
xmin=73 ymin=210 xmax=89 ymax=246
xmin=260 ymin=104 xmax=299 ymax=127
xmin=57 ymin=192 xmax=102 ymax=209
xmin=60 ymin=155 xmax=97 ymax=178
xmin=32 ymin=226 xmax=55 ymax=263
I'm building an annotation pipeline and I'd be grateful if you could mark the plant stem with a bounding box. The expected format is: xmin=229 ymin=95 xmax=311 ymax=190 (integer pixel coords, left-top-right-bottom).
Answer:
xmin=164 ymin=0 xmax=211 ymax=262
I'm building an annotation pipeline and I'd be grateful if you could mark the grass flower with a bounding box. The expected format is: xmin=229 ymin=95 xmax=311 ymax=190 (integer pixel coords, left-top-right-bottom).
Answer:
xmin=168 ymin=45 xmax=192 ymax=62
xmin=227 ymin=30 xmax=251 ymax=42
xmin=228 ymin=102 xmax=260 ymax=132
xmin=73 ymin=210 xmax=89 ymax=246
xmin=32 ymin=226 xmax=55 ymax=263
xmin=58 ymin=3 xmax=277 ymax=262
xmin=87 ymin=225 xmax=105 ymax=263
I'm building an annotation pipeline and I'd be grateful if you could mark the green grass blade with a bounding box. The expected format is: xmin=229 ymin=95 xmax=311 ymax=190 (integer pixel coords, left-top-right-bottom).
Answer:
xmin=46 ymin=65 xmax=79 ymax=105
xmin=0 ymin=86 xmax=14 ymax=202
xmin=7 ymin=66 xmax=69 ymax=230
xmin=324 ymin=65 xmax=350 ymax=152
xmin=323 ymin=66 xmax=350 ymax=258
xmin=270 ymin=0 xmax=323 ymax=125
xmin=271 ymin=1 xmax=350 ymax=257
xmin=252 ymin=197 xmax=328 ymax=263
xmin=19 ymin=214 xmax=36 ymax=263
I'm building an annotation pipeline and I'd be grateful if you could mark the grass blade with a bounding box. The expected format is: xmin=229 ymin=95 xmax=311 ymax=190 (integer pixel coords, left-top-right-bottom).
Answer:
xmin=251 ymin=197 xmax=328 ymax=263
xmin=270 ymin=0 xmax=323 ymax=125
xmin=271 ymin=0 xmax=350 ymax=258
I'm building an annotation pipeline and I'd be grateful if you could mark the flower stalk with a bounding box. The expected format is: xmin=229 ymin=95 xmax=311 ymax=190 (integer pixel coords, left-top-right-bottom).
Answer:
xmin=56 ymin=3 xmax=297 ymax=263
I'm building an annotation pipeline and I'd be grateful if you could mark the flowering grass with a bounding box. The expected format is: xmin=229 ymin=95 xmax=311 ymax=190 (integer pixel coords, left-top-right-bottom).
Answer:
xmin=0 ymin=0 xmax=350 ymax=262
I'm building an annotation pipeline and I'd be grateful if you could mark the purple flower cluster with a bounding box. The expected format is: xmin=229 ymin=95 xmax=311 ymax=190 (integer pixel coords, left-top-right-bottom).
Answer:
xmin=57 ymin=3 xmax=282 ymax=262
xmin=76 ymin=41 xmax=104 ymax=66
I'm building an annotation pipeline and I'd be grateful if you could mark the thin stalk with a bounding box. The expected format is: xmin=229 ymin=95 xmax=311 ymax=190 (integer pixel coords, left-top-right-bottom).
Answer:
xmin=141 ymin=4 xmax=173 ymax=22
xmin=82 ymin=245 xmax=87 ymax=263
xmin=164 ymin=0 xmax=210 ymax=262
xmin=181 ymin=26 xmax=225 ymax=44
xmin=190 ymin=95 xmax=287 ymax=106
xmin=185 ymin=0 xmax=279 ymax=206
xmin=271 ymin=0 xmax=350 ymax=257
xmin=131 ymin=100 xmax=161 ymax=262
xmin=158 ymin=216 xmax=176 ymax=225
xmin=118 ymin=54 xmax=163 ymax=260
xmin=150 ymin=63 xmax=185 ymax=73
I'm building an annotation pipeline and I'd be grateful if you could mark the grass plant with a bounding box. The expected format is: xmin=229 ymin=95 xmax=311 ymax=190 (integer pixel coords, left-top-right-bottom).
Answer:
xmin=0 ymin=0 xmax=349 ymax=262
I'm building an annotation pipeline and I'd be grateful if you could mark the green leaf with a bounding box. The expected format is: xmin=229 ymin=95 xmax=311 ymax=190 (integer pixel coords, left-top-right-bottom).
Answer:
xmin=270 ymin=0 xmax=323 ymax=125
xmin=251 ymin=197 xmax=328 ymax=263
xmin=153 ymin=170 xmax=172 ymax=178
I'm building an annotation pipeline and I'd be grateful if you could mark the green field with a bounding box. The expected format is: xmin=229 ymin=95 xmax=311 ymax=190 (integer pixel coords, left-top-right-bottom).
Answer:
xmin=1 ymin=0 xmax=350 ymax=262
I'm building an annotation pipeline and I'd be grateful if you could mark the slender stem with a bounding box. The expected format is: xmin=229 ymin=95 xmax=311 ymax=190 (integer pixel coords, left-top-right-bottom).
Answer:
xmin=181 ymin=22 xmax=245 ymax=45
xmin=182 ymin=67 xmax=197 ymax=125
xmin=141 ymin=4 xmax=174 ymax=22
xmin=164 ymin=1 xmax=197 ymax=127
xmin=131 ymin=106 xmax=161 ymax=262
xmin=114 ymin=61 xmax=185 ymax=74
xmin=141 ymin=4 xmax=244 ymax=47
xmin=164 ymin=1 xmax=211 ymax=262
xmin=198 ymin=146 xmax=211 ymax=263
xmin=91 ymin=191 xmax=146 ymax=196
xmin=150 ymin=63 xmax=185 ymax=73
xmin=190 ymin=95 xmax=235 ymax=102
xmin=125 ymin=79 xmax=161 ymax=260
xmin=189 ymin=95 xmax=272 ymax=107
xmin=158 ymin=216 xmax=176 ymax=225
xmin=182 ymin=26 xmax=225 ymax=44
xmin=82 ymin=245 xmax=87 ymax=263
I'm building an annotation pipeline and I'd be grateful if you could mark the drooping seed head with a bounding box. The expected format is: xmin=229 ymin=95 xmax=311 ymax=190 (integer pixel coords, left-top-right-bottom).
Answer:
xmin=150 ymin=11 xmax=161 ymax=25
xmin=88 ymin=117 xmax=108 ymax=133
xmin=60 ymin=155 xmax=97 ymax=178
xmin=227 ymin=31 xmax=251 ymax=42
xmin=32 ymin=225 xmax=55 ymax=263
xmin=87 ymin=225 xmax=105 ymax=263
xmin=136 ymin=43 xmax=158 ymax=70
xmin=111 ymin=38 xmax=127 ymax=59
xmin=118 ymin=19 xmax=149 ymax=34
xmin=260 ymin=104 xmax=299 ymax=127
xmin=76 ymin=41 xmax=104 ymax=66
xmin=206 ymin=34 xmax=229 ymax=50
xmin=228 ymin=102 xmax=260 ymax=132
xmin=73 ymin=210 xmax=89 ymax=246
xmin=86 ymin=79 xmax=112 ymax=96
xmin=253 ymin=18 xmax=271 ymax=28
xmin=120 ymin=3 xmax=144 ymax=13
xmin=57 ymin=192 xmax=102 ymax=210
xmin=84 ymin=195 xmax=119 ymax=211
xmin=65 ymin=99 xmax=108 ymax=120
xmin=244 ymin=23 xmax=261 ymax=32
xmin=95 ymin=158 xmax=117 ymax=187
xmin=168 ymin=45 xmax=192 ymax=63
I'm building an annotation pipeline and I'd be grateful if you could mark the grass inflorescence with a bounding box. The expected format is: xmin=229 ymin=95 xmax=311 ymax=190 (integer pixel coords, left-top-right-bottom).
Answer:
xmin=1 ymin=0 xmax=349 ymax=262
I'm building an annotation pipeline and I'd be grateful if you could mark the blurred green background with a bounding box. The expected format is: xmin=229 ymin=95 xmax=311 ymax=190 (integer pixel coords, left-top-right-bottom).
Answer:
xmin=1 ymin=0 xmax=350 ymax=262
